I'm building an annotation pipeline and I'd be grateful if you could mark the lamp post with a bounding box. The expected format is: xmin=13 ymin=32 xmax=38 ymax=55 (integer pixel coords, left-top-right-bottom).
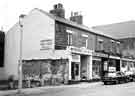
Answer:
xmin=18 ymin=14 xmax=25 ymax=93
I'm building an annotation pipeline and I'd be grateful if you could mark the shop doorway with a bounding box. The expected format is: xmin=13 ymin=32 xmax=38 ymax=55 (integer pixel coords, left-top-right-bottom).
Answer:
xmin=116 ymin=60 xmax=120 ymax=71
xmin=101 ymin=58 xmax=108 ymax=78
xmin=80 ymin=55 xmax=89 ymax=80
xmin=71 ymin=62 xmax=80 ymax=80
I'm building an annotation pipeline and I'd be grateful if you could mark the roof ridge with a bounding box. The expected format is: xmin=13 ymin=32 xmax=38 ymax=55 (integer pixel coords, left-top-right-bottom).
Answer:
xmin=92 ymin=20 xmax=135 ymax=28
xmin=31 ymin=8 xmax=116 ymax=40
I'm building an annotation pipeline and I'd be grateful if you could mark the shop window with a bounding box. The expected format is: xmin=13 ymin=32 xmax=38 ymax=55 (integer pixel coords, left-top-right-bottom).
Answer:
xmin=108 ymin=59 xmax=116 ymax=67
xmin=92 ymin=60 xmax=101 ymax=79
xmin=122 ymin=61 xmax=127 ymax=68
xmin=134 ymin=62 xmax=135 ymax=67
xmin=103 ymin=61 xmax=108 ymax=71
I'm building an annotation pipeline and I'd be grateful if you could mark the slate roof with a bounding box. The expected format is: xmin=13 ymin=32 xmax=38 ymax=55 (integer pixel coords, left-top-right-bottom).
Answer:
xmin=34 ymin=8 xmax=117 ymax=40
xmin=92 ymin=20 xmax=135 ymax=39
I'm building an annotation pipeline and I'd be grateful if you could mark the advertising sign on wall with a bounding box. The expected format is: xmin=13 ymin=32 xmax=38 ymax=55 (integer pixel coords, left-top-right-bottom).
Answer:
xmin=72 ymin=54 xmax=80 ymax=62
xmin=108 ymin=67 xmax=116 ymax=72
xmin=40 ymin=39 xmax=53 ymax=50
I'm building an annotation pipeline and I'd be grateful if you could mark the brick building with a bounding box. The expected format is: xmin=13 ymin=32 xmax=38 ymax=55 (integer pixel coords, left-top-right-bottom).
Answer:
xmin=93 ymin=20 xmax=135 ymax=73
xmin=4 ymin=4 xmax=125 ymax=85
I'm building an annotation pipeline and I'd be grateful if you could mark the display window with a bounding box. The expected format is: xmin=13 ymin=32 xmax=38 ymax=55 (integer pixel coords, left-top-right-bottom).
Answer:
xmin=122 ymin=60 xmax=127 ymax=68
xmin=92 ymin=59 xmax=101 ymax=79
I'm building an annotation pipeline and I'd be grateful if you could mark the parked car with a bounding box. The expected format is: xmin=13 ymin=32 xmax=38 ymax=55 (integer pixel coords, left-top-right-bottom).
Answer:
xmin=102 ymin=71 xmax=128 ymax=85
xmin=125 ymin=71 xmax=135 ymax=82
xmin=124 ymin=71 xmax=134 ymax=82
xmin=131 ymin=73 xmax=135 ymax=82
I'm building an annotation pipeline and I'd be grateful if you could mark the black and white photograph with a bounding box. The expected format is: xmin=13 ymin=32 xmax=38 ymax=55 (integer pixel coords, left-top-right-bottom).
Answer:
xmin=0 ymin=0 xmax=135 ymax=96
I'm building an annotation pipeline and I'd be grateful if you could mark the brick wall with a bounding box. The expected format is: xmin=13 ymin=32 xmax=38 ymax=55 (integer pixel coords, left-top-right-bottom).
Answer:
xmin=55 ymin=21 xmax=96 ymax=50
xmin=66 ymin=26 xmax=95 ymax=50
xmin=55 ymin=22 xmax=68 ymax=49
xmin=96 ymin=35 xmax=121 ymax=55
xmin=120 ymin=38 xmax=135 ymax=58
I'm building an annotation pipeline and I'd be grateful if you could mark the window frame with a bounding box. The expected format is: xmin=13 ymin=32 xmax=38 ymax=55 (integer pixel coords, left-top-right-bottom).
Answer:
xmin=98 ymin=39 xmax=104 ymax=51
xmin=81 ymin=34 xmax=88 ymax=48
xmin=67 ymin=30 xmax=73 ymax=46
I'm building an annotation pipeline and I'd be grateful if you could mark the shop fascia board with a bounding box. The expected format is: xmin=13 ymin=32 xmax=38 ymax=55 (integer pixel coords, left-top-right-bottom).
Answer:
xmin=66 ymin=46 xmax=93 ymax=55
xmin=121 ymin=58 xmax=135 ymax=62
xmin=109 ymin=55 xmax=120 ymax=60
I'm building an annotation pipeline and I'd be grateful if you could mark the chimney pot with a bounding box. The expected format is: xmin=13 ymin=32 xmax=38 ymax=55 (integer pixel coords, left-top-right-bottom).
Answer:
xmin=50 ymin=3 xmax=65 ymax=18
xmin=70 ymin=12 xmax=83 ymax=24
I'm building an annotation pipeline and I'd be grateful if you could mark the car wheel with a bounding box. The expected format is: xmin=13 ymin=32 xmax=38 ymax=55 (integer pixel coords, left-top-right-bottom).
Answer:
xmin=104 ymin=82 xmax=108 ymax=85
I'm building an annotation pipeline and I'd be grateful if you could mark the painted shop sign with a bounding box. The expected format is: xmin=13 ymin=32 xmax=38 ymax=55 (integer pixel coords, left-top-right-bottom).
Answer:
xmin=72 ymin=54 xmax=80 ymax=62
xmin=108 ymin=67 xmax=116 ymax=72
xmin=92 ymin=52 xmax=108 ymax=58
xmin=40 ymin=39 xmax=53 ymax=50
xmin=69 ymin=46 xmax=93 ymax=55
xmin=109 ymin=55 xmax=120 ymax=60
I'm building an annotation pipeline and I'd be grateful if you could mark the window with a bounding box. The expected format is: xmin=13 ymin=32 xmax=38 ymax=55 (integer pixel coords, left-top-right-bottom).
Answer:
xmin=68 ymin=33 xmax=72 ymax=46
xmin=98 ymin=39 xmax=103 ymax=51
xmin=81 ymin=34 xmax=88 ymax=48
xmin=109 ymin=40 xmax=114 ymax=52
xmin=122 ymin=61 xmax=127 ymax=68
xmin=85 ymin=39 xmax=88 ymax=48
xmin=116 ymin=42 xmax=120 ymax=54
xmin=92 ymin=60 xmax=101 ymax=79
xmin=67 ymin=30 xmax=73 ymax=46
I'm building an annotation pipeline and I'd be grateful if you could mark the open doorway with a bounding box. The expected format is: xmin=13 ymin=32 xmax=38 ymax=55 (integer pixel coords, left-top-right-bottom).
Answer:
xmin=71 ymin=62 xmax=80 ymax=80
xmin=80 ymin=55 xmax=89 ymax=80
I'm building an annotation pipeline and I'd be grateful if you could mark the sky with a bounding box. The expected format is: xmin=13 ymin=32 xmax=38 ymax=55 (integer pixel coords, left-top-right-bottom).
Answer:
xmin=1 ymin=0 xmax=135 ymax=31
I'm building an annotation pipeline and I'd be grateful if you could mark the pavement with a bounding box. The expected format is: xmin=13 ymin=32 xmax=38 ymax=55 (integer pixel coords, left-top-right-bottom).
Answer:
xmin=0 ymin=82 xmax=102 ymax=96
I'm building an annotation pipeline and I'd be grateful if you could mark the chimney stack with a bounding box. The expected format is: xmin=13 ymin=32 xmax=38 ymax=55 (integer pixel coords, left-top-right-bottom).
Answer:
xmin=50 ymin=3 xmax=65 ymax=18
xmin=70 ymin=12 xmax=83 ymax=24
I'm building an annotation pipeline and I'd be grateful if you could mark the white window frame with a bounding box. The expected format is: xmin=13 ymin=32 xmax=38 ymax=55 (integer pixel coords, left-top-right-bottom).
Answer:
xmin=67 ymin=30 xmax=73 ymax=46
xmin=82 ymin=34 xmax=88 ymax=48
xmin=85 ymin=38 xmax=88 ymax=48
xmin=98 ymin=39 xmax=103 ymax=51
xmin=116 ymin=42 xmax=120 ymax=53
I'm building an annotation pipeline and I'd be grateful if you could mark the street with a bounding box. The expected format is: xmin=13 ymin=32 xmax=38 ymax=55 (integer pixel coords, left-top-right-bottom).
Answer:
xmin=7 ymin=82 xmax=135 ymax=96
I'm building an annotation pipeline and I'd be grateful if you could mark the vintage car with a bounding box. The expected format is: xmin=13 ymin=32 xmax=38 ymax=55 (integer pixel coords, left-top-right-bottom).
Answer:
xmin=124 ymin=71 xmax=134 ymax=82
xmin=102 ymin=71 xmax=128 ymax=85
xmin=124 ymin=71 xmax=135 ymax=82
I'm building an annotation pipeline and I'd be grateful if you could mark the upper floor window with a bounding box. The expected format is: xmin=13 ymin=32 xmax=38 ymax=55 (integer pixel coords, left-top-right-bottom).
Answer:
xmin=98 ymin=39 xmax=103 ymax=51
xmin=110 ymin=40 xmax=115 ymax=52
xmin=67 ymin=30 xmax=73 ymax=46
xmin=116 ymin=42 xmax=120 ymax=54
xmin=81 ymin=34 xmax=88 ymax=48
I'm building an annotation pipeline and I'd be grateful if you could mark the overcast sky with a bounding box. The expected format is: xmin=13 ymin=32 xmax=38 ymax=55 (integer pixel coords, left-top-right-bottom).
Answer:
xmin=1 ymin=0 xmax=135 ymax=31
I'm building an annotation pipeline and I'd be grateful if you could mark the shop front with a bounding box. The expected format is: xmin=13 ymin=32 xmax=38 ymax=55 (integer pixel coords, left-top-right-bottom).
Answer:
xmin=67 ymin=46 xmax=93 ymax=81
xmin=92 ymin=52 xmax=108 ymax=79
xmin=108 ymin=55 xmax=120 ymax=72
xmin=22 ymin=50 xmax=70 ymax=86
xmin=121 ymin=58 xmax=135 ymax=73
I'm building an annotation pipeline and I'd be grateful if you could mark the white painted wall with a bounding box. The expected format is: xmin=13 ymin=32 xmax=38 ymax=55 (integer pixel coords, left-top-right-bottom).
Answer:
xmin=4 ymin=9 xmax=55 ymax=79
xmin=0 ymin=68 xmax=6 ymax=80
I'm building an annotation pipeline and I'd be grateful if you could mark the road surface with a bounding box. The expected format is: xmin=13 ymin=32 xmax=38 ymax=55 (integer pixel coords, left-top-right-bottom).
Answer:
xmin=6 ymin=82 xmax=135 ymax=96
